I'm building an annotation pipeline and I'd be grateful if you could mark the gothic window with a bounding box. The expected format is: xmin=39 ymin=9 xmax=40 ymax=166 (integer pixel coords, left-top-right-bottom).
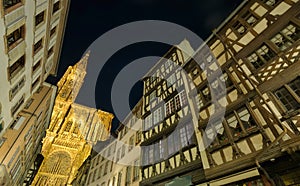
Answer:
xmin=271 ymin=24 xmax=300 ymax=51
xmin=64 ymin=121 xmax=72 ymax=132
xmin=247 ymin=45 xmax=276 ymax=69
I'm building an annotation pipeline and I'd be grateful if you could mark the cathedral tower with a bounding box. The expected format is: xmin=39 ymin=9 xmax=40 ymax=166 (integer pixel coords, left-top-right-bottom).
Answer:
xmin=32 ymin=52 xmax=114 ymax=185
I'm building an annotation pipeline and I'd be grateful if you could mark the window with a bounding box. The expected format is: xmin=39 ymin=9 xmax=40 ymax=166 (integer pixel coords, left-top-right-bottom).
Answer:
xmin=125 ymin=166 xmax=132 ymax=185
xmin=0 ymin=121 xmax=3 ymax=133
xmin=225 ymin=107 xmax=257 ymax=138
xmin=7 ymin=25 xmax=24 ymax=49
xmin=220 ymin=72 xmax=234 ymax=88
xmin=121 ymin=145 xmax=126 ymax=158
xmin=167 ymin=74 xmax=176 ymax=86
xmin=35 ymin=11 xmax=45 ymax=26
xmin=142 ymin=146 xmax=149 ymax=165
xmin=201 ymin=86 xmax=211 ymax=103
xmin=148 ymin=145 xmax=154 ymax=164
xmin=48 ymin=47 xmax=54 ymax=57
xmin=233 ymin=21 xmax=246 ymax=35
xmin=33 ymin=39 xmax=43 ymax=54
xmin=117 ymin=171 xmax=122 ymax=186
xmin=242 ymin=11 xmax=258 ymax=26
xmin=165 ymin=90 xmax=187 ymax=117
xmin=133 ymin=160 xmax=139 ymax=181
xmin=98 ymin=166 xmax=103 ymax=178
xmin=104 ymin=161 xmax=109 ymax=175
xmin=9 ymin=55 xmax=25 ymax=80
xmin=144 ymin=115 xmax=152 ymax=130
xmin=153 ymin=107 xmax=163 ymax=124
xmin=275 ymin=87 xmax=300 ymax=112
xmin=129 ymin=135 xmax=134 ymax=152
xmin=32 ymin=60 xmax=41 ymax=74
xmin=247 ymin=45 xmax=276 ymax=69
xmin=159 ymin=140 xmax=165 ymax=159
xmin=149 ymin=91 xmax=156 ymax=102
xmin=3 ymin=0 xmax=21 ymax=10
xmin=11 ymin=95 xmax=24 ymax=116
xmin=261 ymin=0 xmax=278 ymax=6
xmin=116 ymin=148 xmax=120 ymax=162
xmin=271 ymin=23 xmax=300 ymax=51
xmin=135 ymin=131 xmax=141 ymax=144
xmin=10 ymin=76 xmax=25 ymax=100
xmin=53 ymin=1 xmax=60 ymax=14
xmin=32 ymin=77 xmax=40 ymax=90
xmin=288 ymin=77 xmax=300 ymax=97
xmin=50 ymin=26 xmax=57 ymax=37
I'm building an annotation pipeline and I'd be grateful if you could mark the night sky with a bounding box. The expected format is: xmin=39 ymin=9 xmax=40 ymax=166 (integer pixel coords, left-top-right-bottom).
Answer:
xmin=47 ymin=0 xmax=243 ymax=133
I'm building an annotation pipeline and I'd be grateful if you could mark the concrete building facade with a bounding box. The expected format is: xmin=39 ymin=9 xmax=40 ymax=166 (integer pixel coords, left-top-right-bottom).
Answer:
xmin=0 ymin=0 xmax=70 ymax=185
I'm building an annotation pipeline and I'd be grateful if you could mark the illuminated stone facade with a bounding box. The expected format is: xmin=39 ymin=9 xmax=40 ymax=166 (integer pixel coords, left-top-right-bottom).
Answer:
xmin=32 ymin=53 xmax=114 ymax=186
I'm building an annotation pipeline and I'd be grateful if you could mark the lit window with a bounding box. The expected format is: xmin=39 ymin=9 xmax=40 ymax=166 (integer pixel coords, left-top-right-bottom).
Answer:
xmin=242 ymin=11 xmax=258 ymax=26
xmin=247 ymin=45 xmax=275 ymax=69
xmin=262 ymin=0 xmax=278 ymax=6
xmin=271 ymin=24 xmax=300 ymax=51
